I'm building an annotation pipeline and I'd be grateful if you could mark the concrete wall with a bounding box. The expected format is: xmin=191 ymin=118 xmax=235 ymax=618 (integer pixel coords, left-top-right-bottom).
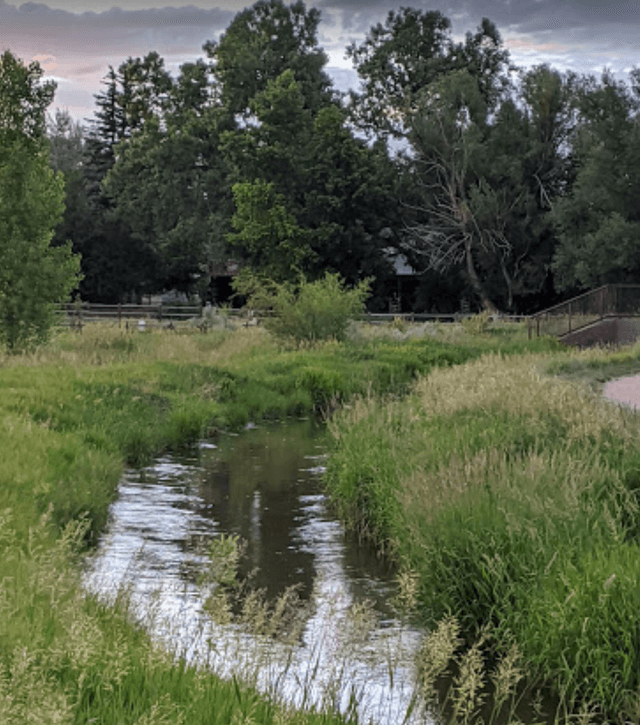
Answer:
xmin=616 ymin=317 xmax=640 ymax=345
xmin=561 ymin=317 xmax=640 ymax=347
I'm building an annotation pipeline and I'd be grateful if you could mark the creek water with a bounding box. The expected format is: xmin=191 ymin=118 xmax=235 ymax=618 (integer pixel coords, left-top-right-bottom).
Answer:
xmin=83 ymin=419 xmax=426 ymax=724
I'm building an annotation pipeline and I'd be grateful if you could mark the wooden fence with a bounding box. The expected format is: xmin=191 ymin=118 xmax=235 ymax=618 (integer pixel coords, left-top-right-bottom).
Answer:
xmin=56 ymin=302 xmax=211 ymax=329
xmin=56 ymin=303 xmax=528 ymax=330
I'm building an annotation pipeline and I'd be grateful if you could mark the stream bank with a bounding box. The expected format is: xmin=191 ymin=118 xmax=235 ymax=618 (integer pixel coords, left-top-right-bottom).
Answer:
xmin=84 ymin=420 xmax=425 ymax=723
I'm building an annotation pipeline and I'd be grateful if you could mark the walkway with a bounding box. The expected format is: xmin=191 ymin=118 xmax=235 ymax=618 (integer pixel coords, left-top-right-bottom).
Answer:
xmin=603 ymin=375 xmax=640 ymax=409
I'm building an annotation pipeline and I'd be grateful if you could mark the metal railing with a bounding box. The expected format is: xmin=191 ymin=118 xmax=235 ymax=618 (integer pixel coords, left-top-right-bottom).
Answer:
xmin=528 ymin=284 xmax=640 ymax=339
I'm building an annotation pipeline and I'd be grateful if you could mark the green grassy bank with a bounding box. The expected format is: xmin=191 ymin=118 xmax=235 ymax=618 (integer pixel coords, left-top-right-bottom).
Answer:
xmin=0 ymin=320 xmax=555 ymax=725
xmin=325 ymin=343 xmax=640 ymax=722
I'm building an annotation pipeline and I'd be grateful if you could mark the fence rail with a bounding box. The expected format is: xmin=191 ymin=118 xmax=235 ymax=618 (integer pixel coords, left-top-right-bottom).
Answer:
xmin=360 ymin=312 xmax=528 ymax=323
xmin=56 ymin=303 xmax=528 ymax=330
xmin=56 ymin=302 xmax=211 ymax=328
xmin=528 ymin=284 xmax=640 ymax=339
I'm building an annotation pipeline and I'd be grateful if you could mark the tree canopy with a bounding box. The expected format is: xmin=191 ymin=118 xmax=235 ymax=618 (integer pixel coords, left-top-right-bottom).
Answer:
xmin=37 ymin=1 xmax=640 ymax=314
xmin=0 ymin=50 xmax=80 ymax=349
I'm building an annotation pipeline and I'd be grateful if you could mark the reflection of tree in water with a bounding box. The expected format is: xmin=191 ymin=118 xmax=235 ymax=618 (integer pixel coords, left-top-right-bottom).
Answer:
xmin=196 ymin=421 xmax=324 ymax=601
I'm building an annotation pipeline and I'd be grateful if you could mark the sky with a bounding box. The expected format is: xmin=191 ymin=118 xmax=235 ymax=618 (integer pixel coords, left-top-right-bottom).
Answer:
xmin=2 ymin=0 xmax=640 ymax=124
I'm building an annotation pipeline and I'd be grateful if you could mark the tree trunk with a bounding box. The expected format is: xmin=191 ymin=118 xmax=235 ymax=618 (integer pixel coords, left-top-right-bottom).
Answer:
xmin=464 ymin=236 xmax=500 ymax=313
xmin=499 ymin=256 xmax=514 ymax=312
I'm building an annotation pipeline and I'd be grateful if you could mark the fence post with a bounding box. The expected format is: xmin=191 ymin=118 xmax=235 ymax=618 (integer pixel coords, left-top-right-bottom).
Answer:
xmin=118 ymin=303 xmax=122 ymax=328
xmin=568 ymin=302 xmax=572 ymax=333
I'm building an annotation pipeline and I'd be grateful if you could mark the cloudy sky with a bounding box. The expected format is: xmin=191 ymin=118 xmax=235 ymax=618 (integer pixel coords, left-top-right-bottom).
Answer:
xmin=2 ymin=0 xmax=639 ymax=124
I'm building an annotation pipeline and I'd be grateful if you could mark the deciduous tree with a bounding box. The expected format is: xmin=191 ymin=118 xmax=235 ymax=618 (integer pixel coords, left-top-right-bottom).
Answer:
xmin=0 ymin=50 xmax=80 ymax=349
xmin=552 ymin=70 xmax=640 ymax=290
xmin=205 ymin=0 xmax=334 ymax=120
xmin=347 ymin=9 xmax=510 ymax=140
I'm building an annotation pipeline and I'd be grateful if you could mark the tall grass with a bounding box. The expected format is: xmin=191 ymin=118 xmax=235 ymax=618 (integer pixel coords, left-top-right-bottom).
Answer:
xmin=0 ymin=321 xmax=556 ymax=724
xmin=325 ymin=350 xmax=640 ymax=720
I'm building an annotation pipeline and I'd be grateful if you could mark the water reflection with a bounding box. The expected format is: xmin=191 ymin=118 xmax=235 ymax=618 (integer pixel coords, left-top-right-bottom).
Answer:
xmin=84 ymin=420 xmax=425 ymax=724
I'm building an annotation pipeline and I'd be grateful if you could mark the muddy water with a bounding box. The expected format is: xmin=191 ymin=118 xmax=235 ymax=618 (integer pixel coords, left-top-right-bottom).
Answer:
xmin=84 ymin=420 xmax=425 ymax=724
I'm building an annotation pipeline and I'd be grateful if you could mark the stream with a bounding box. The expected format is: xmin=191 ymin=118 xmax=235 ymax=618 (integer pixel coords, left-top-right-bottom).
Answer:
xmin=83 ymin=419 xmax=426 ymax=724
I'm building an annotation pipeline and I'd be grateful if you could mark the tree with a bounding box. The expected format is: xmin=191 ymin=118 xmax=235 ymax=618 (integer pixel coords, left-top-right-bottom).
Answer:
xmin=551 ymin=70 xmax=640 ymax=290
xmin=101 ymin=55 xmax=234 ymax=297
xmin=468 ymin=65 xmax=578 ymax=311
xmin=104 ymin=109 xmax=234 ymax=295
xmin=403 ymin=70 xmax=501 ymax=311
xmin=204 ymin=0 xmax=334 ymax=120
xmin=401 ymin=62 xmax=577 ymax=313
xmin=347 ymin=9 xmax=510 ymax=140
xmin=0 ymin=51 xmax=80 ymax=349
xmin=228 ymin=179 xmax=314 ymax=282
xmin=77 ymin=56 xmax=173 ymax=302
xmin=223 ymin=70 xmax=396 ymax=296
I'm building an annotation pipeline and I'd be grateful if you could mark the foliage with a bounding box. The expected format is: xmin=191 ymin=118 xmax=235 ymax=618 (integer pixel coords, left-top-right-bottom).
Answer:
xmin=236 ymin=272 xmax=371 ymax=344
xmin=347 ymin=9 xmax=510 ymax=140
xmin=228 ymin=179 xmax=314 ymax=282
xmin=223 ymin=69 xmax=396 ymax=294
xmin=402 ymin=64 xmax=576 ymax=313
xmin=104 ymin=108 xmax=233 ymax=295
xmin=0 ymin=51 xmax=80 ymax=350
xmin=53 ymin=61 xmax=163 ymax=302
xmin=204 ymin=0 xmax=334 ymax=119
xmin=551 ymin=71 xmax=640 ymax=291
xmin=405 ymin=69 xmax=498 ymax=311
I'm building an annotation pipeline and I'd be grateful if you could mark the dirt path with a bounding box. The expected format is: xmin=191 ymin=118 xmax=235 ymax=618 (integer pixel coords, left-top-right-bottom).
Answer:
xmin=603 ymin=374 xmax=640 ymax=409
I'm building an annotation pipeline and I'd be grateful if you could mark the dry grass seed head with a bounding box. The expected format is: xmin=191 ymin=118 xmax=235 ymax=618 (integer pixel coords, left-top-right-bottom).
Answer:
xmin=491 ymin=643 xmax=524 ymax=709
xmin=2 ymin=647 xmax=74 ymax=725
xmin=133 ymin=694 xmax=185 ymax=725
xmin=418 ymin=617 xmax=462 ymax=694
xmin=453 ymin=640 xmax=486 ymax=725
xmin=395 ymin=569 xmax=420 ymax=615
xmin=415 ymin=352 xmax=636 ymax=446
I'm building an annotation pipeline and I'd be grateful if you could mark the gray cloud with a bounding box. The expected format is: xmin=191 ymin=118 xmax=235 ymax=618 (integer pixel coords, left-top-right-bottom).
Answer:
xmin=3 ymin=0 xmax=640 ymax=121
xmin=0 ymin=1 xmax=236 ymax=118
xmin=0 ymin=2 xmax=234 ymax=55
xmin=316 ymin=0 xmax=640 ymax=33
xmin=314 ymin=0 xmax=640 ymax=80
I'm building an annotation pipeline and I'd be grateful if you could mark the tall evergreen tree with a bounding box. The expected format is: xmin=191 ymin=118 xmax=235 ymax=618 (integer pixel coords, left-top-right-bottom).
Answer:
xmin=74 ymin=57 xmax=169 ymax=302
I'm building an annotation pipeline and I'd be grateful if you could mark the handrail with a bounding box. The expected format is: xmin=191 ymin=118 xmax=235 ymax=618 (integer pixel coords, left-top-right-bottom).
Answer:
xmin=529 ymin=285 xmax=610 ymax=319
xmin=528 ymin=284 xmax=640 ymax=339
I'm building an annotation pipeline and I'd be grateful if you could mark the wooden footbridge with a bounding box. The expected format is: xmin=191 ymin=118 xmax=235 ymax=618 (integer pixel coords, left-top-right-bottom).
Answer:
xmin=528 ymin=284 xmax=640 ymax=346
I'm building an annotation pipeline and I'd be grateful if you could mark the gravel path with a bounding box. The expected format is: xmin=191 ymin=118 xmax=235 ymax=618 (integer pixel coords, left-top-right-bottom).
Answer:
xmin=603 ymin=374 xmax=640 ymax=409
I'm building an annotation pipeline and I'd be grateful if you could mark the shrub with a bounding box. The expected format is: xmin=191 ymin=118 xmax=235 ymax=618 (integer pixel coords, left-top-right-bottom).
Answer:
xmin=235 ymin=272 xmax=370 ymax=345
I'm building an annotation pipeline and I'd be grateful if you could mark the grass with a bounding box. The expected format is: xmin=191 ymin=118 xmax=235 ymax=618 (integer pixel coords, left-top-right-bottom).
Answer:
xmin=544 ymin=339 xmax=640 ymax=390
xmin=325 ymin=345 xmax=640 ymax=721
xmin=0 ymin=319 xmax=557 ymax=724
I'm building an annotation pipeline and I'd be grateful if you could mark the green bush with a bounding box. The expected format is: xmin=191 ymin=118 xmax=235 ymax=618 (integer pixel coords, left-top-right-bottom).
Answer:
xmin=236 ymin=272 xmax=370 ymax=344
